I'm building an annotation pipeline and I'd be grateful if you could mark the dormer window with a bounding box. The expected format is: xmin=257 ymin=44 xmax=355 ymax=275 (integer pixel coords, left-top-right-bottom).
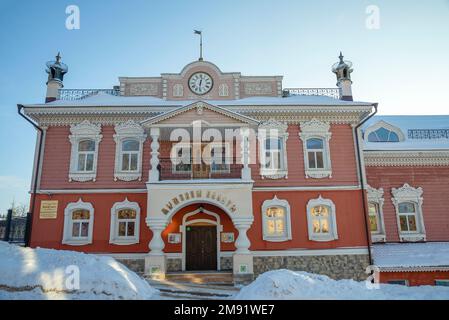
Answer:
xmin=365 ymin=120 xmax=405 ymax=143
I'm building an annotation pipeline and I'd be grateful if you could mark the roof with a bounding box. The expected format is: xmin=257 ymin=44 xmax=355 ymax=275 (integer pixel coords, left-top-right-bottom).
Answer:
xmin=372 ymin=242 xmax=449 ymax=271
xmin=22 ymin=92 xmax=374 ymax=108
xmin=363 ymin=115 xmax=449 ymax=151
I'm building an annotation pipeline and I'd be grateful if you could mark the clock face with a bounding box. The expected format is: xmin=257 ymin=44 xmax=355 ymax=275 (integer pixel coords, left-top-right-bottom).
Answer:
xmin=188 ymin=72 xmax=213 ymax=95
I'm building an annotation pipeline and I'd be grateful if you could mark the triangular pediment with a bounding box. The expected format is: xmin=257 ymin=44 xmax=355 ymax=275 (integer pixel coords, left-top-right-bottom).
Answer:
xmin=140 ymin=101 xmax=259 ymax=127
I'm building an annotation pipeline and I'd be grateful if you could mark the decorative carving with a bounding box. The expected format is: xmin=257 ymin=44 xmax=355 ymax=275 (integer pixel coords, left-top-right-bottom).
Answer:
xmin=244 ymin=83 xmax=273 ymax=95
xmin=129 ymin=83 xmax=158 ymax=96
xmin=299 ymin=118 xmax=331 ymax=135
xmin=364 ymin=150 xmax=449 ymax=167
xmin=391 ymin=183 xmax=423 ymax=204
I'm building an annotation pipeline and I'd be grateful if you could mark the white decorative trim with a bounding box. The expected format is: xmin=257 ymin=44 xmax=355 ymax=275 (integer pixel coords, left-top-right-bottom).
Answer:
xmin=299 ymin=119 xmax=332 ymax=179
xmin=62 ymin=198 xmax=94 ymax=246
xmin=180 ymin=208 xmax=223 ymax=271
xmin=261 ymin=196 xmax=292 ymax=242
xmin=364 ymin=150 xmax=449 ymax=167
xmin=113 ymin=120 xmax=147 ymax=181
xmin=219 ymin=83 xmax=229 ymax=97
xmin=68 ymin=121 xmax=102 ymax=182
xmin=109 ymin=198 xmax=141 ymax=245
xmin=173 ymin=84 xmax=184 ymax=97
xmin=258 ymin=119 xmax=289 ymax=179
xmin=366 ymin=185 xmax=386 ymax=243
xmin=364 ymin=120 xmax=405 ymax=142
xmin=253 ymin=185 xmax=361 ymax=191
xmin=306 ymin=195 xmax=338 ymax=242
xmin=391 ymin=183 xmax=426 ymax=242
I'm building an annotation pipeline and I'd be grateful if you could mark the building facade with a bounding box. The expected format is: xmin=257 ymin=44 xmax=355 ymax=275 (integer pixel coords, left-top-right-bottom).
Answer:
xmin=19 ymin=53 xmax=449 ymax=285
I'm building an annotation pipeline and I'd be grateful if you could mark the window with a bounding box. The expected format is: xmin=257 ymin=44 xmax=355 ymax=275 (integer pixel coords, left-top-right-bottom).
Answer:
xmin=258 ymin=120 xmax=289 ymax=179
xmin=210 ymin=144 xmax=230 ymax=173
xmin=172 ymin=144 xmax=192 ymax=173
xmin=77 ymin=140 xmax=95 ymax=172
xmin=435 ymin=280 xmax=449 ymax=287
xmin=261 ymin=196 xmax=292 ymax=242
xmin=364 ymin=120 xmax=405 ymax=143
xmin=306 ymin=196 xmax=338 ymax=242
xmin=387 ymin=280 xmax=408 ymax=286
xmin=110 ymin=198 xmax=140 ymax=245
xmin=113 ymin=120 xmax=147 ymax=181
xmin=391 ymin=183 xmax=426 ymax=242
xmin=62 ymin=199 xmax=94 ymax=245
xmin=368 ymin=128 xmax=399 ymax=142
xmin=299 ymin=119 xmax=332 ymax=179
xmin=69 ymin=121 xmax=102 ymax=182
xmin=367 ymin=185 xmax=386 ymax=242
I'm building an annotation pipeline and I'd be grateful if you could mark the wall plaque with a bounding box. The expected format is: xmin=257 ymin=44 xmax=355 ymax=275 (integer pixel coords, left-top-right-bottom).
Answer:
xmin=40 ymin=200 xmax=58 ymax=219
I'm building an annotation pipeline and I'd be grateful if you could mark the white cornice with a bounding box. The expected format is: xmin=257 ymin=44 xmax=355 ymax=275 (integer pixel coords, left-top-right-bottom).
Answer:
xmin=364 ymin=150 xmax=449 ymax=167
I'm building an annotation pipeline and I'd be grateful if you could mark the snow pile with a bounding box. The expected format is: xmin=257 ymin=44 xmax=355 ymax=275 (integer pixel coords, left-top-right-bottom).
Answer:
xmin=0 ymin=242 xmax=157 ymax=300
xmin=235 ymin=270 xmax=449 ymax=300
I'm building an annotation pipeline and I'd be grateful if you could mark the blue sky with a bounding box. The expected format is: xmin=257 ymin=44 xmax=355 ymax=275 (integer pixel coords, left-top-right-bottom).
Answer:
xmin=0 ymin=0 xmax=448 ymax=213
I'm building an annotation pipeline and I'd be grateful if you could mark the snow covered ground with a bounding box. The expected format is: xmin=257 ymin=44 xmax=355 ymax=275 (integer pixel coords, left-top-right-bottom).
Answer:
xmin=235 ymin=270 xmax=449 ymax=300
xmin=0 ymin=242 xmax=158 ymax=300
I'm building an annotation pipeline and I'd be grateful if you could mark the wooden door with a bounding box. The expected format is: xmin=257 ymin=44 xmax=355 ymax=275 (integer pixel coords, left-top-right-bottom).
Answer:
xmin=191 ymin=143 xmax=210 ymax=179
xmin=186 ymin=226 xmax=217 ymax=271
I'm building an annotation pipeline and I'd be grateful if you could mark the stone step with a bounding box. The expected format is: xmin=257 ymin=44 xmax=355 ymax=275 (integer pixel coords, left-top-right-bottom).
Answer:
xmin=164 ymin=272 xmax=234 ymax=285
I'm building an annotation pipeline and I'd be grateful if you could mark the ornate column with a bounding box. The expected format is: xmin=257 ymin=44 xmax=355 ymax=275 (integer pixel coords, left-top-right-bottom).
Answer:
xmin=232 ymin=218 xmax=254 ymax=285
xmin=149 ymin=127 xmax=160 ymax=182
xmin=145 ymin=219 xmax=167 ymax=279
xmin=148 ymin=224 xmax=165 ymax=255
xmin=240 ymin=128 xmax=252 ymax=181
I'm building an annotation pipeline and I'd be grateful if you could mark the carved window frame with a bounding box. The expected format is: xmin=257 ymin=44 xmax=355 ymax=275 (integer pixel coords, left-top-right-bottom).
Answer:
xmin=69 ymin=121 xmax=102 ymax=182
xmin=258 ymin=119 xmax=289 ymax=179
xmin=366 ymin=185 xmax=386 ymax=243
xmin=62 ymin=199 xmax=94 ymax=246
xmin=391 ymin=183 xmax=426 ymax=242
xmin=109 ymin=198 xmax=140 ymax=245
xmin=261 ymin=196 xmax=292 ymax=242
xmin=299 ymin=119 xmax=332 ymax=179
xmin=113 ymin=120 xmax=147 ymax=182
xmin=306 ymin=195 xmax=338 ymax=242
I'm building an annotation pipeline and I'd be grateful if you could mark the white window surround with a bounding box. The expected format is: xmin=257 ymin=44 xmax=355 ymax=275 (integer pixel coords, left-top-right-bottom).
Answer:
xmin=299 ymin=119 xmax=332 ymax=179
xmin=113 ymin=120 xmax=147 ymax=181
xmin=391 ymin=183 xmax=426 ymax=242
xmin=258 ymin=119 xmax=289 ymax=179
xmin=364 ymin=120 xmax=405 ymax=142
xmin=109 ymin=198 xmax=141 ymax=245
xmin=219 ymin=83 xmax=229 ymax=97
xmin=62 ymin=198 xmax=94 ymax=246
xmin=306 ymin=195 xmax=338 ymax=242
xmin=69 ymin=121 xmax=102 ymax=182
xmin=261 ymin=196 xmax=292 ymax=242
xmin=366 ymin=185 xmax=386 ymax=243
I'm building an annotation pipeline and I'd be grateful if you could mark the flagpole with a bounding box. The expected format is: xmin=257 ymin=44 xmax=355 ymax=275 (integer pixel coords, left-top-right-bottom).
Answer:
xmin=199 ymin=33 xmax=203 ymax=61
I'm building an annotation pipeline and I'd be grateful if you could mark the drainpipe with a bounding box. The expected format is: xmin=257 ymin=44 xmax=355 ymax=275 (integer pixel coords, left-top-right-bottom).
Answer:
xmin=354 ymin=103 xmax=378 ymax=266
xmin=17 ymin=104 xmax=43 ymax=247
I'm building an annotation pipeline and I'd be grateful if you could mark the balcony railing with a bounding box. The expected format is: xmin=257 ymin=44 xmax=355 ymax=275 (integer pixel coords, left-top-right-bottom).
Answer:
xmin=158 ymin=158 xmax=243 ymax=181
xmin=58 ymin=88 xmax=120 ymax=100
xmin=283 ymin=88 xmax=341 ymax=99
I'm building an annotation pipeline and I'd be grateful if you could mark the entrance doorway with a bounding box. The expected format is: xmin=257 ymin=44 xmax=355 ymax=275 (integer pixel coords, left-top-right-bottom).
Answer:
xmin=185 ymin=225 xmax=217 ymax=271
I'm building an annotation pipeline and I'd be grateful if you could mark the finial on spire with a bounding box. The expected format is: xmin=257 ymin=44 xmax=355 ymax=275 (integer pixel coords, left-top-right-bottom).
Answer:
xmin=56 ymin=52 xmax=62 ymax=63
xmin=339 ymin=51 xmax=344 ymax=63
xmin=194 ymin=30 xmax=203 ymax=61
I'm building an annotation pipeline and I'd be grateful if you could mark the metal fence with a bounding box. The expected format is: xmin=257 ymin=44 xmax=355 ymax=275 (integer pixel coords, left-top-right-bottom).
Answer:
xmin=283 ymin=88 xmax=341 ymax=99
xmin=0 ymin=209 xmax=29 ymax=245
xmin=58 ymin=88 xmax=120 ymax=100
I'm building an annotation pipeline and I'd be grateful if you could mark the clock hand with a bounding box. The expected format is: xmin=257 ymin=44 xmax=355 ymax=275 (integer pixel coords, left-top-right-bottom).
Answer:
xmin=199 ymin=79 xmax=203 ymax=87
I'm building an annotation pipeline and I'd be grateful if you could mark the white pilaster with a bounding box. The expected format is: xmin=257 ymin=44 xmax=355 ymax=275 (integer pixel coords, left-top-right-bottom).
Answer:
xmin=240 ymin=128 xmax=252 ymax=181
xmin=149 ymin=127 xmax=160 ymax=182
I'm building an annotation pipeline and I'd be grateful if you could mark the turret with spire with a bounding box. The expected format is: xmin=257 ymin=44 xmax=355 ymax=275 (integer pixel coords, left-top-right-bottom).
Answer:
xmin=45 ymin=52 xmax=68 ymax=103
xmin=332 ymin=52 xmax=353 ymax=101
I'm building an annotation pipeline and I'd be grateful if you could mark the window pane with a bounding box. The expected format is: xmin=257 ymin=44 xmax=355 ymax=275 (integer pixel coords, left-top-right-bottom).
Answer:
xmin=308 ymin=152 xmax=316 ymax=168
xmin=122 ymin=140 xmax=139 ymax=152
xmin=275 ymin=219 xmax=284 ymax=234
xmin=368 ymin=203 xmax=378 ymax=215
xmin=399 ymin=203 xmax=415 ymax=213
xmin=307 ymin=138 xmax=323 ymax=149
xmin=127 ymin=222 xmax=135 ymax=237
xmin=122 ymin=153 xmax=130 ymax=171
xmin=118 ymin=222 xmax=126 ymax=236
xmin=375 ymin=128 xmax=390 ymax=142
xmin=118 ymin=209 xmax=136 ymax=219
xmin=77 ymin=154 xmax=86 ymax=171
xmin=266 ymin=138 xmax=281 ymax=150
xmin=316 ymin=152 xmax=324 ymax=169
xmin=389 ymin=132 xmax=399 ymax=142
xmin=368 ymin=132 xmax=379 ymax=142
xmin=369 ymin=215 xmax=379 ymax=232
xmin=320 ymin=219 xmax=329 ymax=233
xmin=267 ymin=220 xmax=275 ymax=234
xmin=399 ymin=215 xmax=409 ymax=231
xmin=408 ymin=215 xmax=417 ymax=232
xmin=312 ymin=206 xmax=329 ymax=217
xmin=79 ymin=140 xmax=95 ymax=151
xmin=130 ymin=154 xmax=138 ymax=171
xmin=312 ymin=219 xmax=320 ymax=233
xmin=85 ymin=154 xmax=94 ymax=171
xmin=72 ymin=210 xmax=90 ymax=220
xmin=72 ymin=222 xmax=80 ymax=237
xmin=80 ymin=222 xmax=89 ymax=237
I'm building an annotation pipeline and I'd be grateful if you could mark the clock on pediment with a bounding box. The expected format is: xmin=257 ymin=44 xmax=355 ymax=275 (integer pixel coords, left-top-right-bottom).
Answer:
xmin=188 ymin=72 xmax=213 ymax=95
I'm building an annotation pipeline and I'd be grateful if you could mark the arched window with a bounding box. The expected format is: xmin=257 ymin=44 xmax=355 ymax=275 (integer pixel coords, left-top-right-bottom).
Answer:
xmin=77 ymin=139 xmax=95 ymax=172
xmin=306 ymin=138 xmax=325 ymax=169
xmin=306 ymin=196 xmax=338 ymax=242
xmin=110 ymin=198 xmax=140 ymax=245
xmin=121 ymin=139 xmax=140 ymax=172
xmin=261 ymin=196 xmax=292 ymax=242
xmin=63 ymin=199 xmax=94 ymax=245
xmin=368 ymin=127 xmax=400 ymax=142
